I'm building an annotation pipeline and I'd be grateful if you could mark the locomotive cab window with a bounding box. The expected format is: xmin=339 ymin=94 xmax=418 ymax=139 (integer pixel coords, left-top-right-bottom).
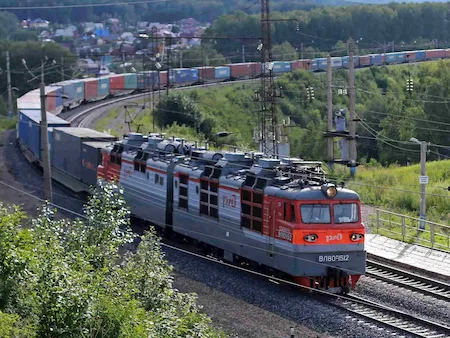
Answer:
xmin=300 ymin=204 xmax=331 ymax=224
xmin=334 ymin=203 xmax=359 ymax=223
xmin=284 ymin=203 xmax=296 ymax=222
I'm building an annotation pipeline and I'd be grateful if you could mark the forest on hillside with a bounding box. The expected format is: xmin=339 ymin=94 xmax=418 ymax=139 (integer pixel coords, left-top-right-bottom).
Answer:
xmin=0 ymin=0 xmax=324 ymax=24
xmin=208 ymin=3 xmax=450 ymax=58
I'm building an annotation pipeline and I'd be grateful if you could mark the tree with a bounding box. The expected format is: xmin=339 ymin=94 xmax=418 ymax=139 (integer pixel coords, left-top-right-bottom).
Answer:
xmin=8 ymin=30 xmax=38 ymax=42
xmin=177 ymin=45 xmax=226 ymax=68
xmin=0 ymin=182 xmax=225 ymax=337
xmin=0 ymin=41 xmax=75 ymax=98
xmin=154 ymin=92 xmax=202 ymax=131
xmin=272 ymin=42 xmax=297 ymax=61
xmin=0 ymin=12 xmax=18 ymax=40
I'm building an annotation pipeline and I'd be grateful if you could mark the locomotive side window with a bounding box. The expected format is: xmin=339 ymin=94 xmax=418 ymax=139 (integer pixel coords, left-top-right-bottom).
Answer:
xmin=334 ymin=203 xmax=359 ymax=223
xmin=284 ymin=203 xmax=296 ymax=222
xmin=179 ymin=174 xmax=189 ymax=210
xmin=300 ymin=204 xmax=331 ymax=224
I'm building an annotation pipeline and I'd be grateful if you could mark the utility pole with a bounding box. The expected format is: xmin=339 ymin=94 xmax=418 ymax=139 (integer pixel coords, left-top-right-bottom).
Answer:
xmin=348 ymin=52 xmax=357 ymax=175
xmin=300 ymin=42 xmax=304 ymax=59
xmin=410 ymin=137 xmax=427 ymax=230
xmin=6 ymin=51 xmax=13 ymax=120
xmin=61 ymin=55 xmax=65 ymax=81
xmin=242 ymin=44 xmax=245 ymax=63
xmin=166 ymin=36 xmax=171 ymax=96
xmin=179 ymin=50 xmax=183 ymax=68
xmin=40 ymin=61 xmax=53 ymax=202
xmin=419 ymin=141 xmax=427 ymax=230
xmin=327 ymin=54 xmax=333 ymax=165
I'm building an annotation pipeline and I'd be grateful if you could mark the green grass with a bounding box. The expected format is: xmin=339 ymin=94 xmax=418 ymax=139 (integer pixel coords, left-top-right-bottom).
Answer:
xmin=94 ymin=109 xmax=121 ymax=136
xmin=0 ymin=117 xmax=16 ymax=133
xmin=331 ymin=161 xmax=450 ymax=251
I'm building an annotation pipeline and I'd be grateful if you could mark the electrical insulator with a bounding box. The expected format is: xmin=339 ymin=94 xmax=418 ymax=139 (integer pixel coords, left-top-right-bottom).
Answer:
xmin=407 ymin=78 xmax=414 ymax=92
xmin=310 ymin=87 xmax=315 ymax=100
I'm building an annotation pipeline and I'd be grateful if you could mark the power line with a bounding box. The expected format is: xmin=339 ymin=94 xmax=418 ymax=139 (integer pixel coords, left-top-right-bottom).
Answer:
xmin=0 ymin=0 xmax=172 ymax=10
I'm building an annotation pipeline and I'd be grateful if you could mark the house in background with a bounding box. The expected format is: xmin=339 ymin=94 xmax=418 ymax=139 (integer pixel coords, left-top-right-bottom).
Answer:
xmin=29 ymin=18 xmax=49 ymax=29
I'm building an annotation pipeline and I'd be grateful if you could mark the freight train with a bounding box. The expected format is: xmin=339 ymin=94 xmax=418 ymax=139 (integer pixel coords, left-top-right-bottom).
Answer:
xmin=16 ymin=48 xmax=450 ymax=117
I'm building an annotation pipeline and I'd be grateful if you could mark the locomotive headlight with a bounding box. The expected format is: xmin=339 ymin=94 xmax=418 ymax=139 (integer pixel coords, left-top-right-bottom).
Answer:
xmin=322 ymin=184 xmax=337 ymax=198
xmin=350 ymin=233 xmax=364 ymax=241
xmin=304 ymin=234 xmax=318 ymax=243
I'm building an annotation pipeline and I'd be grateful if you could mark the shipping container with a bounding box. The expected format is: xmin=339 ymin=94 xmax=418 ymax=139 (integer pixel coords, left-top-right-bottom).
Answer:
xmin=17 ymin=86 xmax=63 ymax=115
xmin=109 ymin=74 xmax=125 ymax=94
xmin=18 ymin=110 xmax=70 ymax=160
xmin=214 ymin=66 xmax=231 ymax=80
xmin=124 ymin=73 xmax=137 ymax=90
xmin=342 ymin=56 xmax=360 ymax=68
xmin=52 ymin=127 xmax=117 ymax=181
xmin=446 ymin=49 xmax=450 ymax=59
xmin=169 ymin=68 xmax=199 ymax=85
xmin=291 ymin=59 xmax=312 ymax=71
xmin=58 ymin=80 xmax=85 ymax=108
xmin=311 ymin=59 xmax=319 ymax=71
xmin=81 ymin=141 xmax=112 ymax=186
xmin=97 ymin=77 xmax=110 ymax=98
xmin=331 ymin=57 xmax=342 ymax=69
xmin=137 ymin=71 xmax=159 ymax=90
xmin=426 ymin=49 xmax=446 ymax=60
xmin=415 ymin=50 xmax=426 ymax=61
xmin=264 ymin=61 xmax=291 ymax=73
xmin=225 ymin=62 xmax=261 ymax=79
xmin=405 ymin=51 xmax=417 ymax=62
xmin=359 ymin=55 xmax=371 ymax=67
xmin=385 ymin=52 xmax=405 ymax=64
xmin=196 ymin=67 xmax=215 ymax=82
xmin=316 ymin=58 xmax=328 ymax=71
xmin=84 ymin=78 xmax=99 ymax=102
xmin=370 ymin=54 xmax=383 ymax=66
xmin=160 ymin=71 xmax=168 ymax=87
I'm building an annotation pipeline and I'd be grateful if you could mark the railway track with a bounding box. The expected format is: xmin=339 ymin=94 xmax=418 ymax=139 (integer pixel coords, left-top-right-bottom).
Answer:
xmin=161 ymin=238 xmax=450 ymax=338
xmin=366 ymin=259 xmax=450 ymax=301
xmin=334 ymin=294 xmax=450 ymax=338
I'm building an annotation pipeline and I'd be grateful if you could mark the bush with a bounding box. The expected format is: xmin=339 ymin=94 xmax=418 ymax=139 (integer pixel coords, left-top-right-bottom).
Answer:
xmin=0 ymin=182 xmax=225 ymax=337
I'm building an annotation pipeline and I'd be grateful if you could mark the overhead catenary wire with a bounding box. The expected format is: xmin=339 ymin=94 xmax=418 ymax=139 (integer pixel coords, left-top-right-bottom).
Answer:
xmin=0 ymin=0 xmax=172 ymax=10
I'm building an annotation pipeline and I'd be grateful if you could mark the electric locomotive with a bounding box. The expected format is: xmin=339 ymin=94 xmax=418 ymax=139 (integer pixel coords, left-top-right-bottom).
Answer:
xmin=98 ymin=133 xmax=365 ymax=293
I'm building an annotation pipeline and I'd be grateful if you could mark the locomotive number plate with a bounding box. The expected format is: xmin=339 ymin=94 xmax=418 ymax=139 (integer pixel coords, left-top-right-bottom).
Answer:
xmin=318 ymin=254 xmax=349 ymax=263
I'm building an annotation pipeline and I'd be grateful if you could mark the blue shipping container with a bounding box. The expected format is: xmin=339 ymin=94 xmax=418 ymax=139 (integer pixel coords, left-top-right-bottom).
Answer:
xmin=271 ymin=61 xmax=291 ymax=73
xmin=97 ymin=77 xmax=110 ymax=98
xmin=317 ymin=58 xmax=328 ymax=71
xmin=370 ymin=54 xmax=383 ymax=66
xmin=416 ymin=51 xmax=426 ymax=61
xmin=311 ymin=59 xmax=319 ymax=71
xmin=54 ymin=87 xmax=63 ymax=109
xmin=18 ymin=110 xmax=70 ymax=160
xmin=214 ymin=66 xmax=231 ymax=79
xmin=124 ymin=74 xmax=137 ymax=90
xmin=60 ymin=80 xmax=85 ymax=105
xmin=386 ymin=52 xmax=405 ymax=64
xmin=169 ymin=69 xmax=199 ymax=84
xmin=137 ymin=72 xmax=159 ymax=90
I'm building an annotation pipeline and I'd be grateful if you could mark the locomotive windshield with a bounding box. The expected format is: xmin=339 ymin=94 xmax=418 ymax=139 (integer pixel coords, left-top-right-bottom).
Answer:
xmin=300 ymin=203 xmax=360 ymax=224
xmin=300 ymin=205 xmax=331 ymax=224
xmin=334 ymin=203 xmax=359 ymax=223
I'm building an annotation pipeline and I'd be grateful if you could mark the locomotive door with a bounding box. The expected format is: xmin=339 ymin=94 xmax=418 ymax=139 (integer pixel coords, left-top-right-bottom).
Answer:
xmin=268 ymin=200 xmax=282 ymax=258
